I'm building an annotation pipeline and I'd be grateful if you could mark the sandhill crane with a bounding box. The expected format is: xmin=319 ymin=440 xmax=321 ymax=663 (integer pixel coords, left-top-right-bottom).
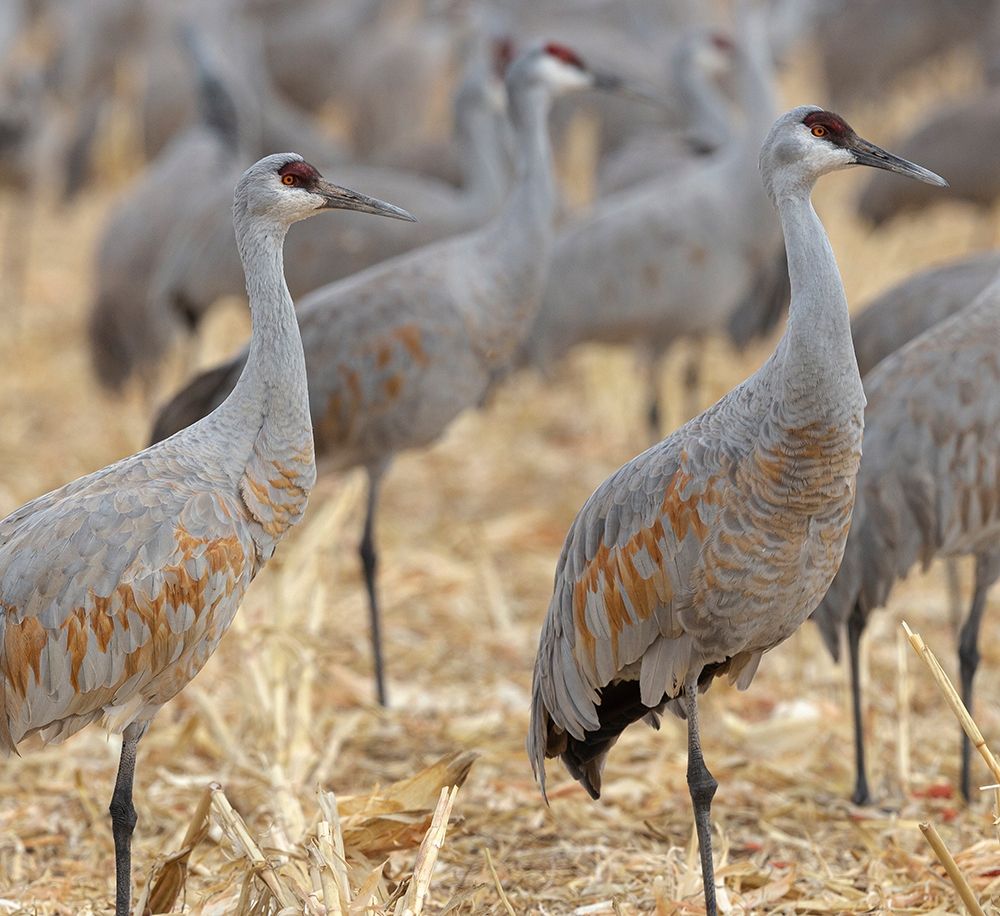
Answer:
xmin=527 ymin=107 xmax=946 ymax=914
xmin=852 ymin=251 xmax=1000 ymax=378
xmin=521 ymin=6 xmax=784 ymax=434
xmin=0 ymin=154 xmax=412 ymax=915
xmin=138 ymin=4 xmax=348 ymax=168
xmin=814 ymin=0 xmax=990 ymax=111
xmin=850 ymin=251 xmax=1000 ymax=640
xmin=597 ymin=28 xmax=733 ymax=197
xmin=140 ymin=51 xmax=512 ymax=393
xmin=858 ymin=88 xmax=1000 ymax=226
xmin=813 ymin=274 xmax=1000 ymax=805
xmin=150 ymin=43 xmax=638 ymax=707
xmin=86 ymin=24 xmax=243 ymax=394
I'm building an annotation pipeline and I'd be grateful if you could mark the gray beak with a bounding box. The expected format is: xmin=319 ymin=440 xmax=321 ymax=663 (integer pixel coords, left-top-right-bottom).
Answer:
xmin=590 ymin=70 xmax=665 ymax=107
xmin=850 ymin=137 xmax=948 ymax=187
xmin=316 ymin=179 xmax=417 ymax=221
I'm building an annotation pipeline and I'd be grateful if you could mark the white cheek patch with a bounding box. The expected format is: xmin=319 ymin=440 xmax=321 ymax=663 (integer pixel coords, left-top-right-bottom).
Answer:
xmin=536 ymin=54 xmax=591 ymax=92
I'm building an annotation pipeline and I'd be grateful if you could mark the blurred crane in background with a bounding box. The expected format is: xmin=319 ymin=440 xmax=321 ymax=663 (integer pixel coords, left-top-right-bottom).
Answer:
xmin=528 ymin=106 xmax=946 ymax=916
xmin=597 ymin=27 xmax=734 ymax=196
xmin=520 ymin=5 xmax=786 ymax=436
xmin=142 ymin=32 xmax=514 ymax=390
xmin=814 ymin=273 xmax=1000 ymax=805
xmin=86 ymin=23 xmax=244 ymax=395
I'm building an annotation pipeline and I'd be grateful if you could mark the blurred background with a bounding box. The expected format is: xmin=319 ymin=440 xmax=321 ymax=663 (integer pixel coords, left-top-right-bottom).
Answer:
xmin=0 ymin=0 xmax=998 ymax=912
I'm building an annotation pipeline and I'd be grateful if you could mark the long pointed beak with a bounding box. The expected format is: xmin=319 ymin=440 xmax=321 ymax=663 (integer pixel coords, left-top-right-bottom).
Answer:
xmin=590 ymin=70 xmax=665 ymax=107
xmin=850 ymin=137 xmax=948 ymax=187
xmin=315 ymin=179 xmax=417 ymax=221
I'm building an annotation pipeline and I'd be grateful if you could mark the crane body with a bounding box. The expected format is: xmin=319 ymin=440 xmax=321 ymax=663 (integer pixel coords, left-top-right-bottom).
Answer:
xmin=528 ymin=106 xmax=946 ymax=914
xmin=1 ymin=154 xmax=412 ymax=914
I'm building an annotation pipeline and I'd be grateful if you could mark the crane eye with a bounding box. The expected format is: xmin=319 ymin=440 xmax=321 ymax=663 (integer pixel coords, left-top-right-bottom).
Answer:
xmin=811 ymin=125 xmax=828 ymax=138
xmin=281 ymin=174 xmax=298 ymax=186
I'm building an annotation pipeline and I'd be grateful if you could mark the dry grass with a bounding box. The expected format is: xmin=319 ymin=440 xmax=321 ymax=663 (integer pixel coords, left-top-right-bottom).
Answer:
xmin=0 ymin=32 xmax=999 ymax=916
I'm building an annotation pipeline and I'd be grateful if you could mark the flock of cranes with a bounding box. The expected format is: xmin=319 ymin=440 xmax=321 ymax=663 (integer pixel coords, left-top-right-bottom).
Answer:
xmin=0 ymin=0 xmax=997 ymax=913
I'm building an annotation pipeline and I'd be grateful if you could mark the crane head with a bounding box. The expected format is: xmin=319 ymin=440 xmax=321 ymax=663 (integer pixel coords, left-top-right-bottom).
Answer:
xmin=507 ymin=42 xmax=661 ymax=105
xmin=759 ymin=106 xmax=948 ymax=201
xmin=235 ymin=153 xmax=416 ymax=226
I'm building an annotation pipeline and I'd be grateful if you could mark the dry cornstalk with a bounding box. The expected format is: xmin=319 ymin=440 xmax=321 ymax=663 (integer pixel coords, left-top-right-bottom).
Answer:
xmin=317 ymin=789 xmax=352 ymax=908
xmin=312 ymin=826 xmax=343 ymax=915
xmin=395 ymin=786 xmax=458 ymax=916
xmin=896 ymin=624 xmax=911 ymax=795
xmin=918 ymin=822 xmax=985 ymax=916
xmin=484 ymin=847 xmax=516 ymax=916
xmin=901 ymin=621 xmax=1000 ymax=813
xmin=209 ymin=782 xmax=299 ymax=909
xmin=137 ymin=782 xmax=214 ymax=915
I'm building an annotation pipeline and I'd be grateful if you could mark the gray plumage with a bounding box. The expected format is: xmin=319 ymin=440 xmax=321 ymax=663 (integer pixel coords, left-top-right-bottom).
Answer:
xmin=596 ymin=27 xmax=734 ymax=197
xmin=522 ymin=9 xmax=785 ymax=432
xmin=150 ymin=44 xmax=624 ymax=707
xmin=0 ymin=152 xmax=413 ymax=915
xmin=852 ymin=251 xmax=1000 ymax=377
xmin=812 ymin=272 xmax=1000 ymax=805
xmin=528 ymin=106 xmax=945 ymax=915
xmin=86 ymin=24 xmax=244 ymax=394
xmin=858 ymin=88 xmax=1000 ymax=226
xmin=142 ymin=53 xmax=512 ymax=390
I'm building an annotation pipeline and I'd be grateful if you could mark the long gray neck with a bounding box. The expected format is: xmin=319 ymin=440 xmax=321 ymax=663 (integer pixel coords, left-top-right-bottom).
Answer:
xmin=456 ymin=89 xmax=511 ymax=213
xmin=484 ymin=78 xmax=555 ymax=284
xmin=674 ymin=50 xmax=729 ymax=152
xmin=212 ymin=206 xmax=311 ymax=452
xmin=773 ymin=191 xmax=862 ymax=422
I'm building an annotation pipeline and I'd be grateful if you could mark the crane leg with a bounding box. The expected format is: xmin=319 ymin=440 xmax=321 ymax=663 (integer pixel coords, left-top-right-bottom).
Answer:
xmin=360 ymin=467 xmax=388 ymax=707
xmin=945 ymin=558 xmax=963 ymax=639
xmin=684 ymin=679 xmax=718 ymax=916
xmin=846 ymin=602 xmax=871 ymax=805
xmin=681 ymin=341 xmax=703 ymax=424
xmin=109 ymin=722 xmax=144 ymax=916
xmin=637 ymin=345 xmax=662 ymax=438
xmin=958 ymin=553 xmax=999 ymax=802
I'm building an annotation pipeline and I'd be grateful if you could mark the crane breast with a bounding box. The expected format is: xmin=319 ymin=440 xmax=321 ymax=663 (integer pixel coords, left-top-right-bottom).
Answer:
xmin=0 ymin=484 xmax=256 ymax=752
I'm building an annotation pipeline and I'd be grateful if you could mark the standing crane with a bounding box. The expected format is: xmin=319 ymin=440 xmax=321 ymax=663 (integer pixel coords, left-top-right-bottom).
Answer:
xmin=850 ymin=250 xmax=1000 ymax=647
xmin=149 ymin=44 xmax=639 ymax=707
xmin=597 ymin=27 xmax=734 ymax=197
xmin=527 ymin=107 xmax=946 ymax=914
xmin=0 ymin=154 xmax=413 ymax=914
xmin=812 ymin=273 xmax=1000 ymax=805
xmin=520 ymin=6 xmax=784 ymax=435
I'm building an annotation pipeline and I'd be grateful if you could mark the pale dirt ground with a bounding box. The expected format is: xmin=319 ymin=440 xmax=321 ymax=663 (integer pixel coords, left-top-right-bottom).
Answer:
xmin=0 ymin=34 xmax=998 ymax=916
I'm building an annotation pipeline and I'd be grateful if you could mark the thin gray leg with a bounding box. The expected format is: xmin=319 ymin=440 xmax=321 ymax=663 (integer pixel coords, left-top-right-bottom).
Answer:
xmin=110 ymin=722 xmax=144 ymax=916
xmin=945 ymin=558 xmax=963 ymax=639
xmin=847 ymin=602 xmax=871 ymax=805
xmin=360 ymin=467 xmax=388 ymax=707
xmin=681 ymin=341 xmax=703 ymax=424
xmin=958 ymin=553 xmax=999 ymax=802
xmin=684 ymin=679 xmax=718 ymax=916
xmin=636 ymin=345 xmax=662 ymax=438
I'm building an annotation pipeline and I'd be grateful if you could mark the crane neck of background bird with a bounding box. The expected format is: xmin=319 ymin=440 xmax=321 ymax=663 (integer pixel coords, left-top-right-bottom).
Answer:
xmin=454 ymin=76 xmax=511 ymax=214
xmin=773 ymin=191 xmax=863 ymax=421
xmin=500 ymin=78 xmax=557 ymax=235
xmin=672 ymin=38 xmax=730 ymax=154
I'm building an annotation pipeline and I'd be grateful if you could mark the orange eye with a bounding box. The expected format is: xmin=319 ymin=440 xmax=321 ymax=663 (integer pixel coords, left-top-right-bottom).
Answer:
xmin=811 ymin=125 xmax=827 ymax=138
xmin=281 ymin=174 xmax=297 ymax=186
